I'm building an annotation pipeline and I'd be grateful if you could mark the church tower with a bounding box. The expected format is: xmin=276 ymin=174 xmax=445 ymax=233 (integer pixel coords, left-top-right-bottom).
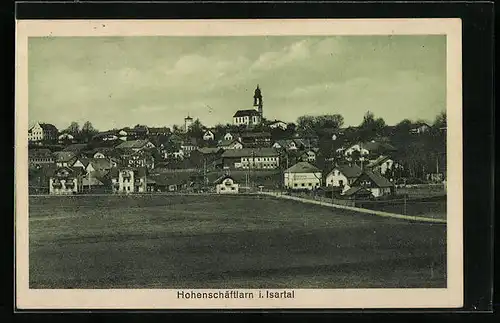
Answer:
xmin=253 ymin=84 xmax=263 ymax=119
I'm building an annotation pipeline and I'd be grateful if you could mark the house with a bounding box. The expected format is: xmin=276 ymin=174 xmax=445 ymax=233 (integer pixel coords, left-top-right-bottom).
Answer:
xmin=86 ymin=158 xmax=115 ymax=173
xmin=214 ymin=175 xmax=239 ymax=194
xmin=63 ymin=143 xmax=88 ymax=154
xmin=217 ymin=139 xmax=243 ymax=150
xmin=90 ymin=147 xmax=115 ymax=159
xmin=233 ymin=109 xmax=262 ymax=127
xmin=325 ymin=163 xmax=363 ymax=193
xmin=117 ymin=128 xmax=140 ymax=141
xmin=350 ymin=170 xmax=395 ymax=198
xmin=410 ymin=122 xmax=431 ymax=134
xmin=344 ymin=141 xmax=397 ymax=160
xmin=53 ymin=151 xmax=78 ymax=167
xmin=203 ymin=130 xmax=215 ymax=141
xmin=116 ymin=139 xmax=155 ymax=152
xmin=28 ymin=122 xmax=58 ymax=142
xmin=28 ymin=149 xmax=55 ymax=168
xmin=111 ymin=167 xmax=148 ymax=193
xmin=92 ymin=131 xmax=119 ymax=142
xmin=72 ymin=157 xmax=90 ymax=169
xmin=181 ymin=138 xmax=199 ymax=157
xmin=284 ymin=162 xmax=322 ymax=190
xmin=300 ymin=150 xmax=316 ymax=163
xmin=365 ymin=155 xmax=395 ymax=175
xmin=221 ymin=148 xmax=280 ymax=169
xmin=148 ymin=127 xmax=170 ymax=136
xmin=48 ymin=166 xmax=84 ymax=195
xmin=58 ymin=133 xmax=76 ymax=144
xmin=120 ymin=150 xmax=155 ymax=169
xmin=272 ymin=139 xmax=298 ymax=151
xmin=240 ymin=131 xmax=272 ymax=148
xmin=223 ymin=132 xmax=238 ymax=141
xmin=268 ymin=120 xmax=288 ymax=130
xmin=342 ymin=186 xmax=374 ymax=200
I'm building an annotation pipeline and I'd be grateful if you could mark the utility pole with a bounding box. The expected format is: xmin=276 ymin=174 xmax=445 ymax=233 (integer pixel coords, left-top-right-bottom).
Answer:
xmin=403 ymin=194 xmax=407 ymax=215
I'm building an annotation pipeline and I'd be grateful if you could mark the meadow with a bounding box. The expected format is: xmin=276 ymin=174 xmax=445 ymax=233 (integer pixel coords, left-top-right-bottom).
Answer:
xmin=28 ymin=194 xmax=447 ymax=289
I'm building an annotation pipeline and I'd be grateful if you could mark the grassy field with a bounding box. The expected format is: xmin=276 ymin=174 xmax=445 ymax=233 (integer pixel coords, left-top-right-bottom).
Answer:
xmin=29 ymin=194 xmax=447 ymax=289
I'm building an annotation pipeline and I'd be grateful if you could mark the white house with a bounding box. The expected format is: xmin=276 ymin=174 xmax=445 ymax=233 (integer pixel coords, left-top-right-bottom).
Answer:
xmin=218 ymin=139 xmax=243 ymax=150
xmin=325 ymin=163 xmax=363 ymax=194
xmin=345 ymin=141 xmax=397 ymax=160
xmin=28 ymin=122 xmax=58 ymax=142
xmin=366 ymin=155 xmax=395 ymax=175
xmin=284 ymin=162 xmax=322 ymax=190
xmin=203 ymin=130 xmax=215 ymax=141
xmin=233 ymin=109 xmax=262 ymax=126
xmin=116 ymin=139 xmax=155 ymax=152
xmin=410 ymin=122 xmax=431 ymax=134
xmin=221 ymin=148 xmax=280 ymax=170
xmin=272 ymin=139 xmax=297 ymax=150
xmin=268 ymin=120 xmax=288 ymax=130
xmin=214 ymin=175 xmax=239 ymax=194
xmin=58 ymin=133 xmax=75 ymax=143
xmin=112 ymin=168 xmax=147 ymax=193
xmin=350 ymin=171 xmax=395 ymax=198
xmin=49 ymin=166 xmax=83 ymax=195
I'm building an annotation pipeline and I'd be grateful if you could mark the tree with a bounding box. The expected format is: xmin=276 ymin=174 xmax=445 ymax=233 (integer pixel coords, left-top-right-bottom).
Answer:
xmin=65 ymin=122 xmax=80 ymax=136
xmin=187 ymin=119 xmax=205 ymax=139
xmin=434 ymin=111 xmax=447 ymax=129
xmin=358 ymin=111 xmax=386 ymax=141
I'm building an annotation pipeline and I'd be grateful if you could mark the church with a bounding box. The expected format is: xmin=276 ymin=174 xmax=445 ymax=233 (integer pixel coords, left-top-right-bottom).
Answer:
xmin=233 ymin=85 xmax=264 ymax=127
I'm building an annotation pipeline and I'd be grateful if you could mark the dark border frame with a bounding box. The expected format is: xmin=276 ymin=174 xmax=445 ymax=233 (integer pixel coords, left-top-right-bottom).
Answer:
xmin=8 ymin=0 xmax=495 ymax=316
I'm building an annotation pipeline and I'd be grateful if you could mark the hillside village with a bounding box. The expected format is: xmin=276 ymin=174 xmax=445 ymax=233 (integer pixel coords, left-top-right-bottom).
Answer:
xmin=28 ymin=85 xmax=447 ymax=200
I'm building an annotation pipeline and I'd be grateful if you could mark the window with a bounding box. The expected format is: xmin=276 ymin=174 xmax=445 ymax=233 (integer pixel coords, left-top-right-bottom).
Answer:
xmin=294 ymin=183 xmax=298 ymax=187
xmin=301 ymin=183 xmax=305 ymax=187
xmin=308 ymin=183 xmax=312 ymax=186
xmin=221 ymin=187 xmax=225 ymax=191
xmin=339 ymin=180 xmax=344 ymax=187
xmin=231 ymin=187 xmax=235 ymax=190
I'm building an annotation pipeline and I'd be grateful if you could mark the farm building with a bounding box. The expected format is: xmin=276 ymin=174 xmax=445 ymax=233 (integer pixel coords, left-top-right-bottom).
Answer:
xmin=214 ymin=175 xmax=239 ymax=194
xmin=350 ymin=170 xmax=395 ymax=198
xmin=325 ymin=163 xmax=363 ymax=194
xmin=284 ymin=161 xmax=322 ymax=190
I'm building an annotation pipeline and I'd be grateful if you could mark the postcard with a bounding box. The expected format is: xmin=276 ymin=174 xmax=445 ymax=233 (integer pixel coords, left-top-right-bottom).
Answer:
xmin=15 ymin=18 xmax=463 ymax=309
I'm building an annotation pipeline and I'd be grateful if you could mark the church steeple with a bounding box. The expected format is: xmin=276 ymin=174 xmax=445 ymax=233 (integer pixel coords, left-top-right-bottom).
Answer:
xmin=253 ymin=84 xmax=263 ymax=118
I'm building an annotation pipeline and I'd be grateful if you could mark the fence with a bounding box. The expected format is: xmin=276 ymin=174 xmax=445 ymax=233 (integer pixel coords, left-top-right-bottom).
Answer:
xmin=283 ymin=190 xmax=446 ymax=218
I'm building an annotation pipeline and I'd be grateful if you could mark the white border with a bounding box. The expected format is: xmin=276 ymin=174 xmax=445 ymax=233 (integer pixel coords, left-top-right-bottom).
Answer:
xmin=15 ymin=18 xmax=463 ymax=309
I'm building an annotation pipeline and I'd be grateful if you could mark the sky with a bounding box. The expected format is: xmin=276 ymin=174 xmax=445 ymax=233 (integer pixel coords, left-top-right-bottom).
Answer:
xmin=28 ymin=35 xmax=446 ymax=132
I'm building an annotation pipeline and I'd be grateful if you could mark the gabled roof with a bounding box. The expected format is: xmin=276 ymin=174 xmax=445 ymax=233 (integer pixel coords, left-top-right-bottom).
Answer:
xmin=53 ymin=151 xmax=77 ymax=162
xmin=285 ymin=162 xmax=321 ymax=174
xmin=63 ymin=143 xmax=88 ymax=153
xmin=218 ymin=139 xmax=242 ymax=147
xmin=357 ymin=141 xmax=397 ymax=152
xmin=233 ymin=109 xmax=261 ymax=117
xmin=356 ymin=171 xmax=394 ymax=188
xmin=241 ymin=131 xmax=271 ymax=138
xmin=221 ymin=148 xmax=279 ymax=158
xmin=366 ymin=155 xmax=392 ymax=168
xmin=213 ymin=174 xmax=235 ymax=185
xmin=88 ymin=158 xmax=114 ymax=170
xmin=197 ymin=147 xmax=223 ymax=154
xmin=328 ymin=163 xmax=363 ymax=179
xmin=115 ymin=139 xmax=152 ymax=150
xmin=343 ymin=187 xmax=373 ymax=197
xmin=37 ymin=123 xmax=58 ymax=133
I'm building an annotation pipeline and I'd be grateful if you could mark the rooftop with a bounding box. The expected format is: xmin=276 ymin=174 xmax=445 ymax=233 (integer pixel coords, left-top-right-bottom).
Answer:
xmin=233 ymin=109 xmax=261 ymax=117
xmin=221 ymin=147 xmax=279 ymax=158
xmin=285 ymin=162 xmax=321 ymax=174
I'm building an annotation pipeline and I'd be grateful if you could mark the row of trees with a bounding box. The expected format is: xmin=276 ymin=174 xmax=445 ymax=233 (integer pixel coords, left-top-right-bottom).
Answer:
xmin=62 ymin=121 xmax=99 ymax=143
